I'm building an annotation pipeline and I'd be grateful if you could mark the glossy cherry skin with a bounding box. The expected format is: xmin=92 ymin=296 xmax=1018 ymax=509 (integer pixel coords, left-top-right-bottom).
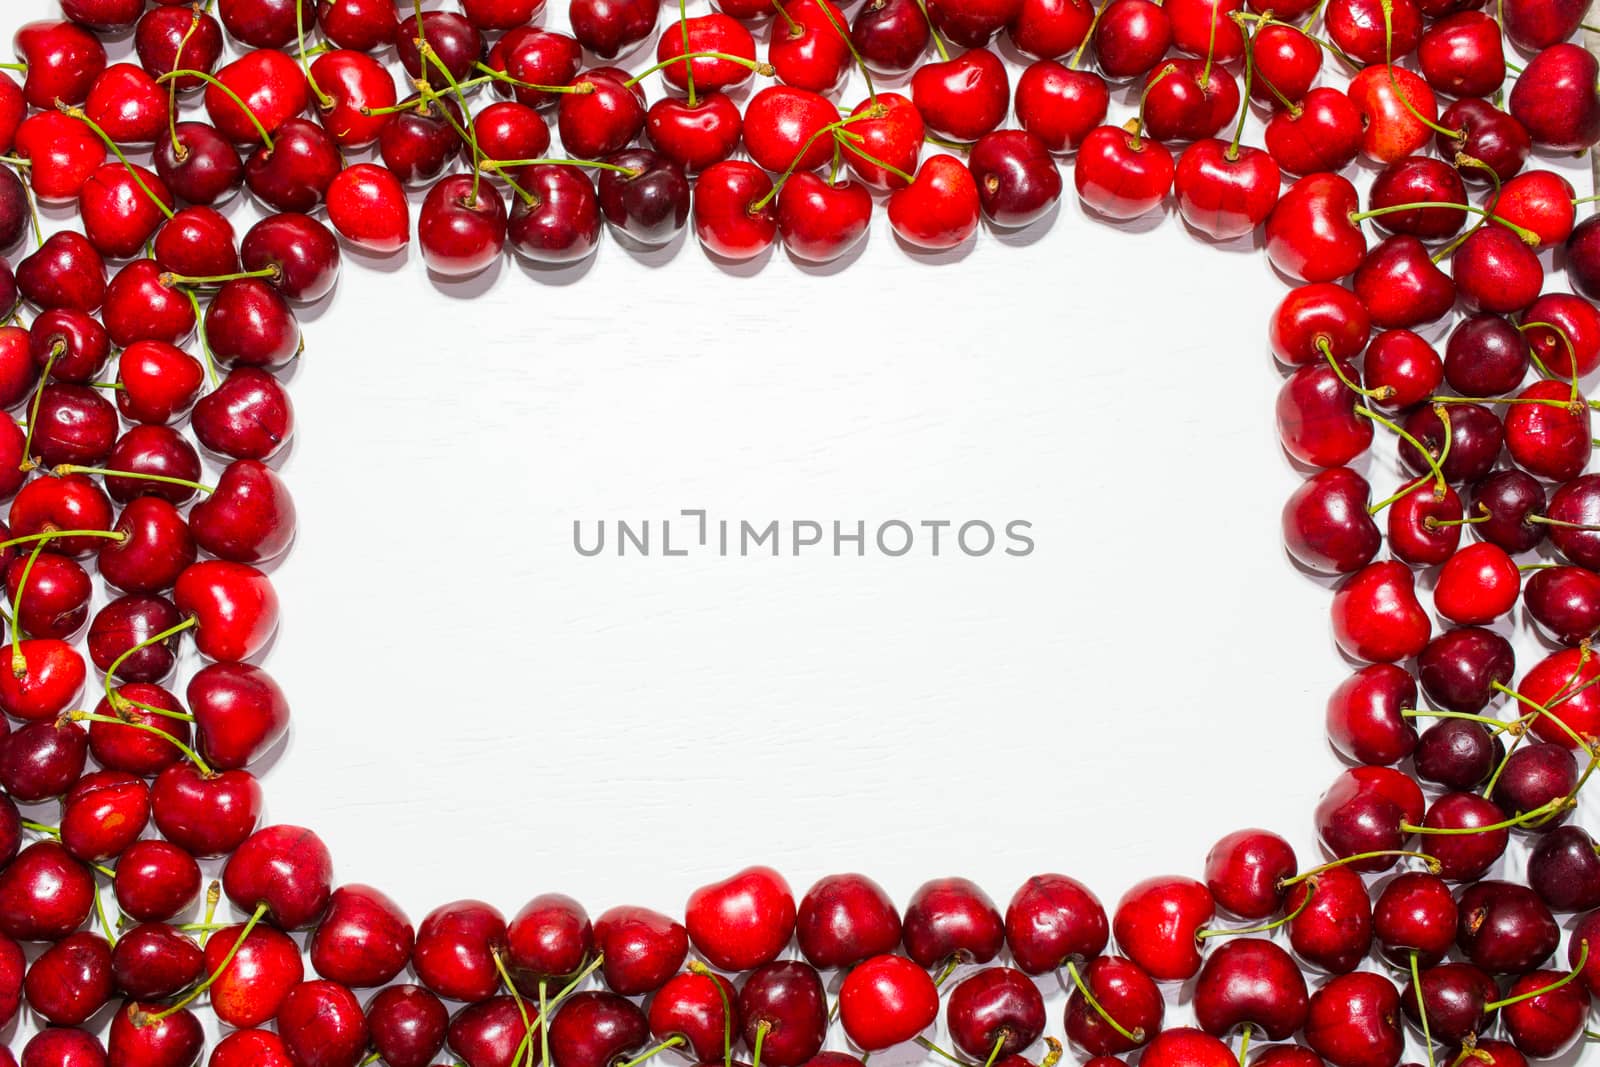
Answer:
xmin=14 ymin=20 xmax=106 ymax=109
xmin=110 ymin=923 xmax=204 ymax=1001
xmin=1374 ymin=872 xmax=1457 ymax=968
xmin=796 ymin=873 xmax=901 ymax=970
xmin=1349 ymin=64 xmax=1437 ymax=163
xmin=598 ymin=150 xmax=691 ymax=247
xmin=1139 ymin=1028 xmax=1234 ymax=1067
xmin=1434 ymin=543 xmax=1520 ymax=624
xmin=1400 ymin=961 xmax=1495 ymax=1046
xmin=419 ymin=175 xmax=507 ymax=277
xmin=1175 ymin=140 xmax=1280 ymax=242
xmin=1416 ymin=627 xmax=1512 ymax=714
xmin=550 ymin=991 xmax=648 ymax=1067
xmin=1282 ymin=468 xmax=1380 ymax=575
xmin=1422 ymin=791 xmax=1514 ymax=882
xmin=901 ymin=877 xmax=1005 ymax=968
xmin=650 ymin=970 xmax=738 ymax=1061
xmin=1452 ymin=226 xmax=1542 ymax=314
xmin=593 ymin=905 xmax=687 ymax=995
xmin=414 ymin=900 xmax=508 ymax=1002
xmin=570 ymin=0 xmax=656 ymax=59
xmin=910 ymin=49 xmax=1009 ymax=142
xmin=85 ymin=687 xmax=186 ymax=781
xmin=1526 ymin=567 xmax=1600 ymax=646
xmin=150 ymin=763 xmax=264 ymax=858
xmin=277 ymin=980 xmax=370 ymax=1067
xmin=20 ymin=1028 xmax=107 ymax=1067
xmin=1092 ymin=0 xmax=1170 ymax=77
xmin=839 ymin=954 xmax=940 ymax=1051
xmin=488 ymin=27 xmax=583 ymax=108
xmin=1314 ymin=765 xmax=1424 ymax=871
xmin=1509 ymin=44 xmax=1600 ymax=152
xmin=113 ymin=840 xmax=201 ymax=923
xmin=16 ymin=231 xmax=106 ymax=313
xmin=1014 ymin=61 xmax=1107 ymax=153
xmin=206 ymin=921 xmax=304 ymax=1028
xmin=306 ymin=884 xmax=413 ymax=988
xmin=1063 ymin=954 xmax=1161 ymax=1056
xmin=692 ymin=160 xmax=778 ymax=261
xmin=5 ymin=553 xmax=93 ymax=640
xmin=945 ymin=967 xmax=1045 ymax=1059
xmin=1399 ymin=402 xmax=1503 ymax=485
xmin=1456 ymin=881 xmax=1559 ymax=974
xmin=1503 ymin=967 xmax=1588 ymax=1058
xmin=173 ymin=559 xmax=279 ymax=662
xmin=369 ymin=985 xmax=450 ymax=1067
xmin=646 ymin=94 xmax=742 ymax=174
xmin=223 ymin=825 xmax=334 ymax=930
xmin=1264 ymin=173 xmax=1364 ymax=283
xmin=395 ymin=10 xmax=484 ymax=89
xmin=776 ymin=173 xmax=872 ymax=264
xmin=738 ymin=960 xmax=828 ymax=1067
xmin=1265 ymin=88 xmax=1362 ymax=175
xmin=192 ymin=366 xmax=296 ymax=461
xmin=109 ymin=1000 xmax=205 ymax=1067
xmin=24 ymin=931 xmax=113 ymax=1026
xmin=1498 ymin=743 xmax=1580 ymax=829
xmin=205 ymin=280 xmax=301 ymax=371
xmin=1193 ymin=938 xmax=1307 ymax=1041
xmin=1525 ymin=292 xmax=1600 ymax=377
xmin=557 ymin=69 xmax=646 ymax=160
xmin=1004 ymin=873 xmax=1108 ymax=974
xmin=1304 ymin=972 xmax=1403 ymax=1067
xmin=1111 ymin=876 xmax=1213 ymax=982
xmin=154 ymin=122 xmax=246 ymax=207
xmin=326 ymin=164 xmax=410 ymax=254
xmin=60 ymin=768 xmax=151 ymax=862
xmin=210 ymin=1029 xmax=295 ymax=1067
xmin=970 ymin=130 xmax=1062 ymax=229
xmin=449 ymin=996 xmax=540 ymax=1067
xmin=508 ymin=164 xmax=603 ymax=265
xmin=185 ymin=661 xmax=289 ymax=771
xmin=1275 ymin=360 xmax=1371 ymax=468
xmin=1074 ymin=125 xmax=1173 ymax=221
xmin=1519 ymin=646 xmax=1600 ymax=748
xmin=380 ymin=96 xmax=464 ymax=186
xmin=0 ymin=841 xmax=95 ymax=942
xmin=136 ymin=6 xmax=225 ymax=88
xmin=1528 ymin=827 xmax=1600 ymax=912
xmin=1204 ymin=829 xmax=1296 ymax=921
xmin=889 ymin=155 xmax=981 ymax=251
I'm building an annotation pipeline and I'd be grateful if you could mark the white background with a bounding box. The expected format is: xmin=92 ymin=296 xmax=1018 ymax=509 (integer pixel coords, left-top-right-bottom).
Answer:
xmin=8 ymin=0 xmax=1600 ymax=1057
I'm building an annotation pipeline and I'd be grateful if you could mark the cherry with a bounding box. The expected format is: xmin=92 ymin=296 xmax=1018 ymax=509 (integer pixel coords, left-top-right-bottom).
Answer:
xmin=1014 ymin=61 xmax=1107 ymax=152
xmin=1275 ymin=359 xmax=1372 ymax=468
xmin=207 ymin=922 xmax=304 ymax=1027
xmin=1313 ymin=765 xmax=1424 ymax=870
xmin=1204 ymin=830 xmax=1296 ymax=921
xmin=742 ymin=86 xmax=838 ymax=173
xmin=0 ymin=841 xmax=95 ymax=941
xmin=1174 ymin=140 xmax=1280 ymax=243
xmin=379 ymin=95 xmax=464 ymax=186
xmin=1525 ymin=567 xmax=1600 ymax=646
xmin=10 ymin=473 xmax=113 ymax=551
xmin=911 ymin=49 xmax=1010 ymax=142
xmin=222 ymin=824 xmax=333 ymax=930
xmin=78 ymin=163 xmax=174 ymax=260
xmin=309 ymin=49 xmax=394 ymax=150
xmin=738 ymin=960 xmax=828 ymax=1066
xmin=1093 ymin=0 xmax=1171 ymax=78
xmin=508 ymin=164 xmax=604 ymax=264
xmin=1141 ymin=59 xmax=1239 ymax=143
xmin=1508 ymin=44 xmax=1600 ymax=152
xmin=1270 ymin=283 xmax=1370 ymax=366
xmin=1074 ymin=125 xmax=1173 ymax=221
xmin=1519 ymin=645 xmax=1600 ymax=747
xmin=205 ymin=279 xmax=301 ymax=370
xmin=413 ymin=899 xmax=508 ymax=1002
xmin=777 ymin=172 xmax=872 ymax=263
xmin=16 ymin=231 xmax=106 ymax=312
xmin=1452 ymin=225 xmax=1543 ymax=314
xmin=88 ymin=596 xmax=183 ymax=682
xmin=1456 ymin=881 xmax=1559 ymax=974
xmin=1505 ymin=380 xmax=1589 ymax=481
xmin=902 ymin=877 xmax=1005 ymax=968
xmin=150 ymin=763 xmax=264 ymax=858
xmin=326 ymin=163 xmax=410 ymax=254
xmin=1304 ymin=972 xmax=1402 ymax=1067
xmin=946 ymin=967 xmax=1046 ymax=1060
xmin=173 ymin=559 xmax=279 ymax=662
xmin=1570 ymin=215 xmax=1600 ymax=301
xmin=217 ymin=0 xmax=316 ymax=49
xmin=246 ymin=118 xmax=341 ymax=213
xmin=489 ymin=29 xmax=584 ymax=109
xmin=395 ymin=10 xmax=484 ymax=90
xmin=5 ymin=553 xmax=93 ymax=640
xmin=655 ymin=14 xmax=757 ymax=94
xmin=108 ymin=1000 xmax=205 ymax=1067
xmin=206 ymin=50 xmax=311 ymax=145
xmin=1417 ymin=627 xmax=1512 ymax=716
xmin=449 ymin=996 xmax=541 ymax=1067
xmin=418 ymin=175 xmax=508 ymax=277
xmin=646 ymin=94 xmax=742 ymax=173
xmin=1527 ymin=828 xmax=1600 ymax=912
xmin=1264 ymin=174 xmax=1364 ymax=283
xmin=278 ymin=980 xmax=369 ymax=1067
xmin=1367 ymin=157 xmax=1466 ymax=240
xmin=888 ymin=155 xmax=980 ymax=251
xmin=593 ymin=905 xmax=687 ymax=995
xmin=101 ymin=261 xmax=196 ymax=349
xmin=1193 ymin=938 xmax=1308 ymax=1041
xmin=154 ymin=122 xmax=246 ymax=206
xmin=598 ymin=149 xmax=691 ymax=247
xmin=550 ymin=991 xmax=648 ymax=1067
xmin=0 ymin=716 xmax=90 ymax=802
xmin=1139 ymin=1028 xmax=1234 ymax=1067
xmin=13 ymin=20 xmax=106 ymax=109
xmin=241 ymin=212 xmax=341 ymax=303
xmin=1400 ymin=961 xmax=1495 ymax=1045
xmin=24 ymin=931 xmax=113 ymax=1025
xmin=13 ymin=112 xmax=104 ymax=203
xmin=63 ymin=0 xmax=146 ymax=30
xmin=1004 ymin=874 xmax=1108 ymax=974
xmin=113 ymin=840 xmax=201 ymax=922
xmin=839 ymin=954 xmax=940 ymax=1051
xmin=1264 ymin=89 xmax=1363 ymax=175
xmin=100 ymin=497 xmax=197 ymax=595
xmin=1443 ymin=313 xmax=1526 ymax=397
xmin=135 ymin=7 xmax=225 ymax=89
xmin=1399 ymin=402 xmax=1504 ymax=484
xmin=1249 ymin=23 xmax=1321 ymax=105
xmin=651 ymin=970 xmax=738 ymax=1061
xmin=851 ymin=0 xmax=930 ymax=75
xmin=796 ymin=873 xmax=901 ymax=969
xmin=20 ymin=1029 xmax=107 ymax=1067
xmin=210 ymin=1029 xmax=295 ymax=1067
xmin=1524 ymin=292 xmax=1600 ymax=377
xmin=1437 ymin=98 xmax=1529 ymax=185
xmin=1111 ymin=876 xmax=1212 ymax=982
xmin=687 ymin=866 xmax=796 ymax=972
xmin=111 ymin=923 xmax=204 ymax=1000
xmin=692 ymin=160 xmax=777 ymax=261
xmin=1063 ymin=954 xmax=1161 ymax=1056
xmin=1498 ymin=743 xmax=1579 ymax=830
xmin=368 ymin=985 xmax=449 ymax=1067
xmin=766 ymin=0 xmax=851 ymax=92
xmin=470 ymin=100 xmax=552 ymax=174
xmin=1362 ymin=330 xmax=1440 ymax=410
xmin=1502 ymin=965 xmax=1589 ymax=1058
xmin=1423 ymin=791 xmax=1515 ymax=881
xmin=569 ymin=0 xmax=656 ymax=60
xmin=86 ymin=685 xmax=186 ymax=778
xmin=1374 ymin=872 xmax=1457 ymax=968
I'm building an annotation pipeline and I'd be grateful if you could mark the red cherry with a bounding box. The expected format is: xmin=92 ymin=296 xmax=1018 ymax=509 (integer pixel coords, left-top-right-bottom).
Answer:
xmin=1347 ymin=63 xmax=1436 ymax=163
xmin=840 ymin=93 xmax=923 ymax=190
xmin=13 ymin=20 xmax=106 ymax=109
xmin=113 ymin=840 xmax=201 ymax=923
xmin=1014 ymin=61 xmax=1107 ymax=152
xmin=505 ymin=893 xmax=592 ymax=985
xmin=1174 ymin=139 xmax=1280 ymax=242
xmin=326 ymin=163 xmax=411 ymax=254
xmin=592 ymin=905 xmax=687 ymax=995
xmin=206 ymin=50 xmax=312 ymax=145
xmin=1074 ymin=124 xmax=1173 ymax=221
xmin=649 ymin=969 xmax=738 ymax=1061
xmin=1331 ymin=560 xmax=1431 ymax=663
xmin=1064 ymin=955 xmax=1162 ymax=1056
xmin=1139 ymin=1028 xmax=1235 ymax=1067
xmin=150 ymin=763 xmax=264 ymax=858
xmin=839 ymin=955 xmax=940 ymax=1051
xmin=207 ymin=921 xmax=304 ymax=1027
xmin=887 ymin=155 xmax=981 ymax=251
xmin=1111 ymin=876 xmax=1213 ymax=981
xmin=1203 ymin=829 xmax=1297 ymax=920
xmin=692 ymin=160 xmax=778 ymax=261
xmin=309 ymin=884 xmax=414 ymax=988
xmin=1004 ymin=874 xmax=1108 ymax=974
xmin=173 ymin=560 xmax=280 ymax=662
xmin=646 ymin=94 xmax=743 ymax=173
xmin=223 ymin=825 xmax=334 ymax=929
xmin=278 ymin=980 xmax=370 ymax=1067
xmin=776 ymin=173 xmax=872 ymax=263
xmin=1304 ymin=973 xmax=1403 ymax=1067
xmin=910 ymin=49 xmax=1010 ymax=141
xmin=13 ymin=112 xmax=106 ymax=203
xmin=1093 ymin=0 xmax=1171 ymax=78
xmin=1263 ymin=87 xmax=1362 ymax=175
xmin=969 ymin=129 xmax=1062 ymax=228
xmin=1264 ymin=173 xmax=1364 ymax=283
xmin=686 ymin=865 xmax=796 ymax=972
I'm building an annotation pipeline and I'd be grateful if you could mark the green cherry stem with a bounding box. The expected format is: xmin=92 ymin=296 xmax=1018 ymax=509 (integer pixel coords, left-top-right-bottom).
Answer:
xmin=157 ymin=70 xmax=276 ymax=151
xmin=677 ymin=0 xmax=698 ymax=107
xmin=104 ymin=616 xmax=197 ymax=706
xmin=296 ymin=0 xmax=334 ymax=110
xmin=1130 ymin=63 xmax=1179 ymax=148
xmin=1195 ymin=887 xmax=1312 ymax=940
xmin=805 ymin=0 xmax=878 ymax=104
xmin=618 ymin=1037 xmax=687 ymax=1067
xmin=160 ymin=266 xmax=280 ymax=288
xmin=9 ymin=540 xmax=46 ymax=674
xmin=1279 ymin=849 xmax=1442 ymax=886
xmin=912 ymin=1037 xmax=963 ymax=1066
xmin=181 ymin=288 xmax=220 ymax=387
xmin=750 ymin=112 xmax=872 ymax=211
xmin=1483 ymin=941 xmax=1589 ymax=1012
xmin=68 ymin=709 xmax=214 ymax=777
xmin=1492 ymin=680 xmax=1600 ymax=756
xmin=20 ymin=819 xmax=59 ymax=837
xmin=1236 ymin=1025 xmax=1252 ymax=1067
xmin=1403 ymin=795 xmax=1570 ymax=835
xmin=58 ymin=104 xmax=175 ymax=221
xmin=751 ymin=1021 xmax=773 ymax=1067
xmin=54 ymin=464 xmax=215 ymax=494
xmin=1411 ymin=951 xmax=1436 ymax=1067
xmin=1356 ymin=403 xmax=1451 ymax=500
xmin=0 ymin=529 xmax=126 ymax=551
xmin=1063 ymin=960 xmax=1144 ymax=1045
xmin=622 ymin=52 xmax=774 ymax=87
xmin=688 ymin=960 xmax=734 ymax=1067
xmin=1380 ymin=0 xmax=1460 ymax=140
xmin=981 ymin=1034 xmax=1006 ymax=1067
xmin=138 ymin=903 xmax=270 ymax=1024
xmin=1347 ymin=202 xmax=1540 ymax=246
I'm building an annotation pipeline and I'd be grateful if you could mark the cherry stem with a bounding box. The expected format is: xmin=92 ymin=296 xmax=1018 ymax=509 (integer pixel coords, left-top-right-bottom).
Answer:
xmin=181 ymin=288 xmax=220 ymax=387
xmin=157 ymin=70 xmax=276 ymax=151
xmin=1404 ymin=795 xmax=1569 ymax=835
xmin=1380 ymin=0 xmax=1459 ymax=140
xmin=1130 ymin=64 xmax=1179 ymax=148
xmin=141 ymin=903 xmax=269 ymax=1023
xmin=688 ymin=960 xmax=734 ymax=1067
xmin=94 ymin=883 xmax=116 ymax=947
xmin=1280 ymin=849 xmax=1441 ymax=886
xmin=419 ymin=45 xmax=486 ymax=205
xmin=981 ymin=1035 xmax=1006 ymax=1067
xmin=623 ymin=52 xmax=773 ymax=88
xmin=1064 ymin=960 xmax=1144 ymax=1044
xmin=483 ymin=158 xmax=641 ymax=177
xmin=906 ymin=0 xmax=950 ymax=60
xmin=296 ymin=0 xmax=334 ymax=110
xmin=164 ymin=11 xmax=205 ymax=160
xmin=1518 ymin=320 xmax=1582 ymax=399
xmin=1227 ymin=18 xmax=1256 ymax=158
xmin=105 ymin=615 xmax=197 ymax=706
xmin=541 ymin=980 xmax=553 ymax=1067
xmin=751 ymin=112 xmax=871 ymax=211
xmin=19 ymin=345 xmax=60 ymax=475
xmin=1411 ymin=952 xmax=1437 ymax=1067
xmin=751 ymin=1021 xmax=773 ymax=1067
xmin=9 ymin=540 xmax=47 ymax=674
xmin=1403 ymin=707 xmax=1527 ymax=735
xmin=808 ymin=0 xmax=878 ymax=104
xmin=161 ymin=266 xmax=279 ymax=289
xmin=1356 ymin=404 xmax=1450 ymax=500
xmin=20 ymin=820 xmax=58 ymax=837
xmin=493 ymin=951 xmax=538 ymax=1067
xmin=1348 ymin=202 xmax=1539 ymax=246
xmin=842 ymin=140 xmax=916 ymax=185
xmin=1071 ymin=2 xmax=1106 ymax=69
xmin=1321 ymin=340 xmax=1391 ymax=400
xmin=913 ymin=1037 xmax=963 ymax=1066
xmin=58 ymin=104 xmax=175 ymax=221
xmin=1196 ymin=886 xmax=1312 ymax=940
xmin=462 ymin=67 xmax=593 ymax=96
xmin=1492 ymin=681 xmax=1599 ymax=757
xmin=1236 ymin=1026 xmax=1252 ymax=1067
xmin=1483 ymin=941 xmax=1589 ymax=1011
xmin=70 ymin=709 xmax=214 ymax=777
xmin=619 ymin=1037 xmax=686 ymax=1067
xmin=55 ymin=465 xmax=215 ymax=494
xmin=0 ymin=529 xmax=125 ymax=551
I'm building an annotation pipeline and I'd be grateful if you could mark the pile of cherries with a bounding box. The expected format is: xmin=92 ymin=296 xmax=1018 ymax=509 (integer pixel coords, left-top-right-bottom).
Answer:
xmin=0 ymin=0 xmax=1595 ymax=1061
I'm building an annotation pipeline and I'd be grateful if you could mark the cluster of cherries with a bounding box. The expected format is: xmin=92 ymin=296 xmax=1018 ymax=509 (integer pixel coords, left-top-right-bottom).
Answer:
xmin=0 ymin=0 xmax=1592 ymax=1061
